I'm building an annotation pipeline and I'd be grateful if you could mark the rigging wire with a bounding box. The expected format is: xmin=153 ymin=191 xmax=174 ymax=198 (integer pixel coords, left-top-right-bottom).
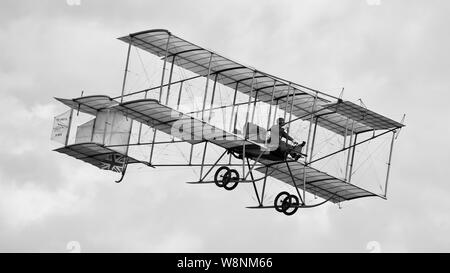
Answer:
xmin=350 ymin=136 xmax=389 ymax=191
xmin=134 ymin=47 xmax=152 ymax=87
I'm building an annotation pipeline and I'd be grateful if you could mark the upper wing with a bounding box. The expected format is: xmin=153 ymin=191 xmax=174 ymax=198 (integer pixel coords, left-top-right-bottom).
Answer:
xmin=323 ymin=101 xmax=404 ymax=132
xmin=118 ymin=29 xmax=404 ymax=136
xmin=55 ymin=95 xmax=118 ymax=116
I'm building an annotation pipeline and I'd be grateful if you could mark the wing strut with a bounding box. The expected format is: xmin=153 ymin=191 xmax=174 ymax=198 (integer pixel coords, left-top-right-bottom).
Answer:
xmin=285 ymin=161 xmax=304 ymax=205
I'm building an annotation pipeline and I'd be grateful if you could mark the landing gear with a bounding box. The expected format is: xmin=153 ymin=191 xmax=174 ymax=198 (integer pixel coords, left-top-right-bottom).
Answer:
xmin=283 ymin=195 xmax=299 ymax=215
xmin=274 ymin=191 xmax=290 ymax=212
xmin=115 ymin=165 xmax=128 ymax=183
xmin=274 ymin=191 xmax=300 ymax=216
xmin=214 ymin=166 xmax=239 ymax=191
xmin=214 ymin=166 xmax=229 ymax=187
xmin=223 ymin=169 xmax=239 ymax=191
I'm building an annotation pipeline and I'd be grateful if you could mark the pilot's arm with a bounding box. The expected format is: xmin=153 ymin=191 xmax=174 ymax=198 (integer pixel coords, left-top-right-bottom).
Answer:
xmin=280 ymin=127 xmax=294 ymax=142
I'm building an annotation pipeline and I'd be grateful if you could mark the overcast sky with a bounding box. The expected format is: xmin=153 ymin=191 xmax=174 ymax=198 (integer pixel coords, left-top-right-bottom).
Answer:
xmin=1 ymin=0 xmax=450 ymax=252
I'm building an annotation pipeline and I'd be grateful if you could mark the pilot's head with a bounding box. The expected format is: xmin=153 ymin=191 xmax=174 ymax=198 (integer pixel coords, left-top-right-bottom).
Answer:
xmin=278 ymin=117 xmax=285 ymax=127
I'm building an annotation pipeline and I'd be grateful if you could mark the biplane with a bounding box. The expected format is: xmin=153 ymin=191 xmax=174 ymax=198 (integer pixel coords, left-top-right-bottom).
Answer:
xmin=51 ymin=29 xmax=405 ymax=216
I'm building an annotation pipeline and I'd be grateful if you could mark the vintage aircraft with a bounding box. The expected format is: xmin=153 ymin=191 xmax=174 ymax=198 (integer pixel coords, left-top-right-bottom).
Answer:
xmin=51 ymin=29 xmax=404 ymax=215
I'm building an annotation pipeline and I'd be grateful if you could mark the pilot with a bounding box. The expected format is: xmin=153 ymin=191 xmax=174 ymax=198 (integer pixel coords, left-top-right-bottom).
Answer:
xmin=269 ymin=117 xmax=305 ymax=160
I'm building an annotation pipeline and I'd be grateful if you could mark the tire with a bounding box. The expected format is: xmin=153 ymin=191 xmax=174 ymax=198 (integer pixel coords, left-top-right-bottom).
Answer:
xmin=223 ymin=169 xmax=239 ymax=191
xmin=283 ymin=195 xmax=299 ymax=216
xmin=274 ymin=191 xmax=290 ymax=212
xmin=214 ymin=166 xmax=230 ymax=187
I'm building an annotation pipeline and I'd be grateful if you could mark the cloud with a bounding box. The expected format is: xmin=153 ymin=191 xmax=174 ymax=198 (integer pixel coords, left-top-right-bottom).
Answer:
xmin=1 ymin=0 xmax=450 ymax=253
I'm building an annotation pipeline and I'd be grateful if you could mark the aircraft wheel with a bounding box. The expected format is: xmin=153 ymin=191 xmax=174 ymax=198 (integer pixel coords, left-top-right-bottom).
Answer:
xmin=282 ymin=195 xmax=299 ymax=216
xmin=274 ymin=191 xmax=290 ymax=212
xmin=214 ymin=166 xmax=230 ymax=187
xmin=223 ymin=169 xmax=239 ymax=191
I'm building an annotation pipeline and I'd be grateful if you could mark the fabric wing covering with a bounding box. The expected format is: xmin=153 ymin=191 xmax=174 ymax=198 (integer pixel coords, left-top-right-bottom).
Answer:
xmin=255 ymin=161 xmax=377 ymax=203
xmin=112 ymin=99 xmax=263 ymax=149
xmin=119 ymin=29 xmax=404 ymax=136
xmin=55 ymin=95 xmax=117 ymax=116
xmin=54 ymin=143 xmax=139 ymax=173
